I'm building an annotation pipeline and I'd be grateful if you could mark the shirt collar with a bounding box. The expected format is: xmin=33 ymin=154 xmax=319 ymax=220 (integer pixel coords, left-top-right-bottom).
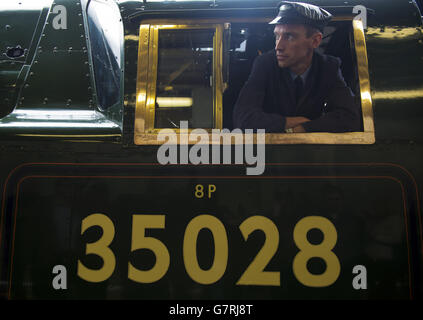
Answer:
xmin=289 ymin=65 xmax=312 ymax=84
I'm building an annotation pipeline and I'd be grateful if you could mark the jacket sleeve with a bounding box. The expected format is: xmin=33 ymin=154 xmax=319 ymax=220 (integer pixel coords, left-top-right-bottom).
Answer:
xmin=302 ymin=61 xmax=361 ymax=133
xmin=232 ymin=54 xmax=286 ymax=132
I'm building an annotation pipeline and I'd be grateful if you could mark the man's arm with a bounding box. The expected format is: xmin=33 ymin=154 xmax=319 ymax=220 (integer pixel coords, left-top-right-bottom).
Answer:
xmin=286 ymin=117 xmax=310 ymax=130
xmin=233 ymin=54 xmax=287 ymax=132
xmin=302 ymin=65 xmax=361 ymax=133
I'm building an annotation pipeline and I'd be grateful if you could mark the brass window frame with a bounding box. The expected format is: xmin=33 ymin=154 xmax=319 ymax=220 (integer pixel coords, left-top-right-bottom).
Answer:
xmin=134 ymin=18 xmax=375 ymax=145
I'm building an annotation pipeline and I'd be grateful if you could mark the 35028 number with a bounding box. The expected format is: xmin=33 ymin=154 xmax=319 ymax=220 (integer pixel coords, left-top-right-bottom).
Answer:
xmin=77 ymin=214 xmax=340 ymax=287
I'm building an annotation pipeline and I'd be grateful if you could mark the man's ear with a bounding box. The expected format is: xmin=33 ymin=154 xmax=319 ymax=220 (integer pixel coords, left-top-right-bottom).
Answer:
xmin=311 ymin=32 xmax=323 ymax=49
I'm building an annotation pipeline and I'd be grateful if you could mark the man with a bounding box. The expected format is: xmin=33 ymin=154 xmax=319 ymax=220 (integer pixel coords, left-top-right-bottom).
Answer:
xmin=233 ymin=1 xmax=360 ymax=133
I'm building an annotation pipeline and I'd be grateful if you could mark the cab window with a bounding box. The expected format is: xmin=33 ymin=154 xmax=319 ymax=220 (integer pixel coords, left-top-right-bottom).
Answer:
xmin=134 ymin=17 xmax=374 ymax=145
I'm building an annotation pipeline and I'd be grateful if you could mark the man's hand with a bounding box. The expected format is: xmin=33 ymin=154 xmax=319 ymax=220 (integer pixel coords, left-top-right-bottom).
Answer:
xmin=292 ymin=125 xmax=306 ymax=133
xmin=285 ymin=117 xmax=310 ymax=129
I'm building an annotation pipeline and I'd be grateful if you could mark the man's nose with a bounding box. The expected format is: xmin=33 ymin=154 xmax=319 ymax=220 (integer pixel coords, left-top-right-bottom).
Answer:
xmin=275 ymin=37 xmax=285 ymax=51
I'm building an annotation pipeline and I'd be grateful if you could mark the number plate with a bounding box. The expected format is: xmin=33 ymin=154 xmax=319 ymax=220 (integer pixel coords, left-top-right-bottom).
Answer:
xmin=5 ymin=164 xmax=412 ymax=299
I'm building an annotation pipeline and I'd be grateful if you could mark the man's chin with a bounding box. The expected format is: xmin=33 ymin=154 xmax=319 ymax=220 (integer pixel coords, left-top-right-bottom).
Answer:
xmin=277 ymin=61 xmax=290 ymax=68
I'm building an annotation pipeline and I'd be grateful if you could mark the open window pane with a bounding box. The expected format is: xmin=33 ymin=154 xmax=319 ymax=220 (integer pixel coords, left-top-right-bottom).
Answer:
xmin=223 ymin=20 xmax=364 ymax=132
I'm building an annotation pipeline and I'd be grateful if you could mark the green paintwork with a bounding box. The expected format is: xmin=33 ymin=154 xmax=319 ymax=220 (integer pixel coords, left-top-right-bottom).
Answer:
xmin=0 ymin=0 xmax=422 ymax=300
xmin=0 ymin=1 xmax=52 ymax=117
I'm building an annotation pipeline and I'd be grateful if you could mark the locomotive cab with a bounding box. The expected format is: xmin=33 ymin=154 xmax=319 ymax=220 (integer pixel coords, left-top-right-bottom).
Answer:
xmin=1 ymin=0 xmax=423 ymax=301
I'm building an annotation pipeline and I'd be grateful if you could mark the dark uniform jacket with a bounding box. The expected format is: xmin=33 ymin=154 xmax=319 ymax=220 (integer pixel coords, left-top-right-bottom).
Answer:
xmin=232 ymin=50 xmax=361 ymax=132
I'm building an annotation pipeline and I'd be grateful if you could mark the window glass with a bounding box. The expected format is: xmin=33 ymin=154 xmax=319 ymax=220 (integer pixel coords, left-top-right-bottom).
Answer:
xmin=416 ymin=0 xmax=423 ymax=13
xmin=155 ymin=28 xmax=215 ymax=129
xmin=87 ymin=0 xmax=122 ymax=111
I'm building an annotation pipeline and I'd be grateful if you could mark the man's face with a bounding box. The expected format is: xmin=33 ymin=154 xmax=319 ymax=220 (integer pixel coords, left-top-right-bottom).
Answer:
xmin=274 ymin=24 xmax=322 ymax=70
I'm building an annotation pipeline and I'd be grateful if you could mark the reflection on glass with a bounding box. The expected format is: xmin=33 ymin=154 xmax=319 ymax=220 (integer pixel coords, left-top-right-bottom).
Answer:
xmin=87 ymin=0 xmax=122 ymax=111
xmin=155 ymin=29 xmax=215 ymax=129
